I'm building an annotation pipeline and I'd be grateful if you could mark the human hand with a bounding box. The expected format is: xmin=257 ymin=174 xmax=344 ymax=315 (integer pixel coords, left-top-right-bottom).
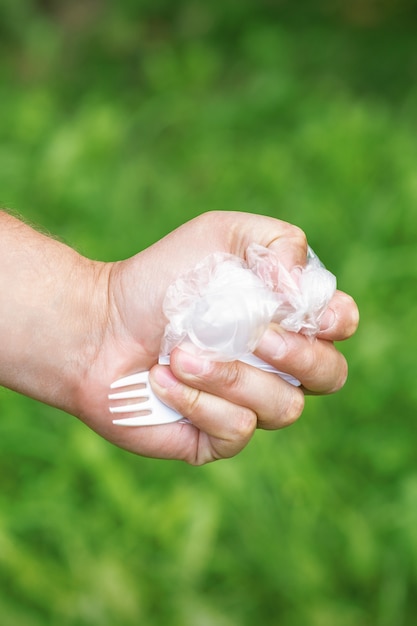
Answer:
xmin=76 ymin=211 xmax=359 ymax=464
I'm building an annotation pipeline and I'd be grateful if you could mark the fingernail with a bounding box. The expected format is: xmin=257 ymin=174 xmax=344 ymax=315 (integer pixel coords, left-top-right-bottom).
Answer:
xmin=175 ymin=350 xmax=213 ymax=376
xmin=320 ymin=307 xmax=336 ymax=331
xmin=256 ymin=328 xmax=288 ymax=360
xmin=151 ymin=365 xmax=179 ymax=389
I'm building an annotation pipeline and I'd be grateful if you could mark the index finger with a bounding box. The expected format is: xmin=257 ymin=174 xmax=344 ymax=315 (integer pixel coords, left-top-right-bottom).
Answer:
xmin=266 ymin=223 xmax=309 ymax=270
xmin=225 ymin=212 xmax=309 ymax=270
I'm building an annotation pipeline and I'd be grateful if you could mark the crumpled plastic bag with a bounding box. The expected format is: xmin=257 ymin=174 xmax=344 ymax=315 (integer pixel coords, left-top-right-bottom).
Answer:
xmin=160 ymin=243 xmax=336 ymax=362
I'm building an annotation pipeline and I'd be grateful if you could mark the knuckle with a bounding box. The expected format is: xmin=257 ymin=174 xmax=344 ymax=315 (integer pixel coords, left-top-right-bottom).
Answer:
xmin=198 ymin=210 xmax=229 ymax=233
xmin=346 ymin=298 xmax=360 ymax=338
xmin=298 ymin=345 xmax=321 ymax=379
xmin=292 ymin=224 xmax=308 ymax=243
xmin=299 ymin=346 xmax=349 ymax=394
xmin=329 ymin=356 xmax=349 ymax=393
xmin=288 ymin=225 xmax=308 ymax=256
xmin=282 ymin=389 xmax=305 ymax=427
xmin=187 ymin=446 xmax=212 ymax=467
xmin=221 ymin=361 xmax=244 ymax=390
xmin=233 ymin=408 xmax=257 ymax=440
xmin=182 ymin=385 xmax=203 ymax=417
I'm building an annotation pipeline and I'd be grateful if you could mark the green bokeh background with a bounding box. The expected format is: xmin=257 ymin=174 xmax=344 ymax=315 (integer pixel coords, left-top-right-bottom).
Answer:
xmin=1 ymin=1 xmax=417 ymax=624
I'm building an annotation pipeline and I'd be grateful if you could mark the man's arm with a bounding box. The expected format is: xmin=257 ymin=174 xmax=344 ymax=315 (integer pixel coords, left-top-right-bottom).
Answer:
xmin=0 ymin=210 xmax=359 ymax=464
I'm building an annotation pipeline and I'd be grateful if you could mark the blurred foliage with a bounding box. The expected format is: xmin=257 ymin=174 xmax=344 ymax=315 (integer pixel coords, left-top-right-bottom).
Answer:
xmin=1 ymin=1 xmax=417 ymax=625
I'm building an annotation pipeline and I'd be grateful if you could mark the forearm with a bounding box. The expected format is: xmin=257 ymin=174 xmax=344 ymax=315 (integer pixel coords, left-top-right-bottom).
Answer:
xmin=0 ymin=211 xmax=110 ymax=414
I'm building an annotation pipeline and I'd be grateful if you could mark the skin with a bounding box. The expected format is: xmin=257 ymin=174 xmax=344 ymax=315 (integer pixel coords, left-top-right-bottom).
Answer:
xmin=0 ymin=210 xmax=359 ymax=465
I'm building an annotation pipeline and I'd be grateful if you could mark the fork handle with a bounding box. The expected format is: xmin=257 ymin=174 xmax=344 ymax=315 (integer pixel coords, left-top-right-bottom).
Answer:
xmin=158 ymin=354 xmax=301 ymax=387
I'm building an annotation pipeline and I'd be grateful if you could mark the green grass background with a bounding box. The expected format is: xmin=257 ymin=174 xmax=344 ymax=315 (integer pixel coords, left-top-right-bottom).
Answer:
xmin=1 ymin=1 xmax=417 ymax=624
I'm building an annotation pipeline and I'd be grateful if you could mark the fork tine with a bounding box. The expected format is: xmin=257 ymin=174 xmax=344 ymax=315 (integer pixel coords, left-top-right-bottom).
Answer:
xmin=109 ymin=399 xmax=152 ymax=414
xmin=110 ymin=371 xmax=149 ymax=389
xmin=108 ymin=388 xmax=146 ymax=400
xmin=109 ymin=368 xmax=184 ymax=426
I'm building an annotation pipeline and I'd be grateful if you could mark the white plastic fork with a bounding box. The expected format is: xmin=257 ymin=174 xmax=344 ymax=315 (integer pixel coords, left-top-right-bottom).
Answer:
xmin=109 ymin=370 xmax=184 ymax=426
xmin=109 ymin=355 xmax=300 ymax=427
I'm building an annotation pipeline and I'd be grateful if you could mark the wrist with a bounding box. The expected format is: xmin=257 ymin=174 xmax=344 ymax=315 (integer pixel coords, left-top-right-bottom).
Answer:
xmin=58 ymin=255 xmax=113 ymax=417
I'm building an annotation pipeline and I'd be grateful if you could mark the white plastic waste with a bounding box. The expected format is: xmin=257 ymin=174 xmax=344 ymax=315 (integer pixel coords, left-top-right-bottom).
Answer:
xmin=161 ymin=243 xmax=337 ymax=362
